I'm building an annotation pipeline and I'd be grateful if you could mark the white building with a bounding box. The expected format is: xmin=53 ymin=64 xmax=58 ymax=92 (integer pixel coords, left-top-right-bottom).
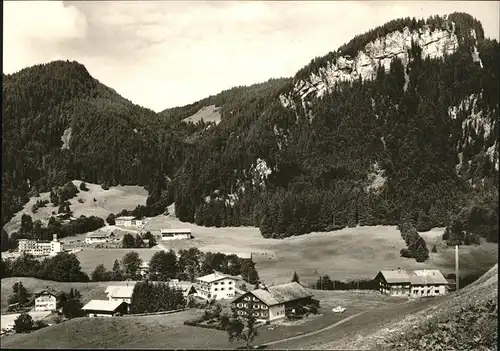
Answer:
xmin=160 ymin=228 xmax=192 ymax=241
xmin=375 ymin=268 xmax=449 ymax=298
xmin=195 ymin=272 xmax=240 ymax=300
xmin=409 ymin=269 xmax=449 ymax=298
xmin=115 ymin=216 xmax=143 ymax=227
xmin=34 ymin=290 xmax=65 ymax=312
xmin=105 ymin=285 xmax=135 ymax=304
xmin=18 ymin=234 xmax=63 ymax=257
xmin=85 ymin=231 xmax=116 ymax=244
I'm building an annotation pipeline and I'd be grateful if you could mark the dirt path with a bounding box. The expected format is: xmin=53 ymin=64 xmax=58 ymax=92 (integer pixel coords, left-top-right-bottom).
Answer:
xmin=263 ymin=297 xmax=445 ymax=350
xmin=260 ymin=311 xmax=366 ymax=348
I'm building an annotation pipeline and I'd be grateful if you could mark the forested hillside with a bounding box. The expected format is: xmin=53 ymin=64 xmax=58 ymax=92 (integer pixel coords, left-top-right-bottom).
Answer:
xmin=1 ymin=61 xmax=192 ymax=226
xmin=172 ymin=12 xmax=499 ymax=241
xmin=3 ymin=13 xmax=498 ymax=245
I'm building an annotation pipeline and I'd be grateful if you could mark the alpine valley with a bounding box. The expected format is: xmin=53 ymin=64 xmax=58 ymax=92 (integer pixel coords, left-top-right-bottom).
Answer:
xmin=2 ymin=12 xmax=499 ymax=247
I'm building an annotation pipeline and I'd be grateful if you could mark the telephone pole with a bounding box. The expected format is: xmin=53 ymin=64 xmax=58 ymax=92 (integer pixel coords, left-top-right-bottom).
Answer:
xmin=455 ymin=245 xmax=460 ymax=292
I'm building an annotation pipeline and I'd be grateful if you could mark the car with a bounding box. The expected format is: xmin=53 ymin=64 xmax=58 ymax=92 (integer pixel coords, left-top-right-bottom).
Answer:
xmin=332 ymin=306 xmax=346 ymax=313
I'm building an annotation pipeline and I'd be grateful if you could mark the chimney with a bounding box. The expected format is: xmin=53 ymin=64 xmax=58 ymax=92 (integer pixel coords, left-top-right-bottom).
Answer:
xmin=53 ymin=234 xmax=58 ymax=241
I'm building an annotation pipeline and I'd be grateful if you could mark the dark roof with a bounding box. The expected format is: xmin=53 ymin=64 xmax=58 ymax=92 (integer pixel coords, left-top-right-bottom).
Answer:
xmin=376 ymin=269 xmax=410 ymax=283
xmin=233 ymin=282 xmax=313 ymax=307
xmin=34 ymin=289 xmax=65 ymax=299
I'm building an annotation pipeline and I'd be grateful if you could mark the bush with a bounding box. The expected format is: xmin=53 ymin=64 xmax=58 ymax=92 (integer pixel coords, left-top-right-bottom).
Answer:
xmin=79 ymin=182 xmax=89 ymax=191
xmin=106 ymin=213 xmax=116 ymax=225
xmin=14 ymin=313 xmax=34 ymax=333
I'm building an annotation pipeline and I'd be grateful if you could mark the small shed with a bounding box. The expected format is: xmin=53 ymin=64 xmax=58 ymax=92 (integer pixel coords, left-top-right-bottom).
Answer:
xmin=81 ymin=300 xmax=129 ymax=317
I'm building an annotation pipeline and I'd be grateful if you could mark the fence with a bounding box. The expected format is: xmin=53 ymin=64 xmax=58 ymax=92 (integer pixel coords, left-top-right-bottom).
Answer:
xmin=122 ymin=308 xmax=186 ymax=317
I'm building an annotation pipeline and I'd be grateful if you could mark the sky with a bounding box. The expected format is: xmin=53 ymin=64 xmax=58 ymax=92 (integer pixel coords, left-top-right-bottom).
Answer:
xmin=3 ymin=1 xmax=499 ymax=112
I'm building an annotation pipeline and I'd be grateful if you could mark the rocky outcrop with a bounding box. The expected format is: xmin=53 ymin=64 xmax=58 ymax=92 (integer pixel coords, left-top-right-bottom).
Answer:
xmin=281 ymin=23 xmax=465 ymax=113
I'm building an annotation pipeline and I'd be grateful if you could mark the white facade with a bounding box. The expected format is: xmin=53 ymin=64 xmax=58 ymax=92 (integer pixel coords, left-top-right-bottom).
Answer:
xmin=34 ymin=293 xmax=57 ymax=311
xmin=160 ymin=229 xmax=191 ymax=241
xmin=115 ymin=216 xmax=143 ymax=227
xmin=195 ymin=273 xmax=239 ymax=300
xmin=106 ymin=285 xmax=134 ymax=305
xmin=269 ymin=304 xmax=286 ymax=322
xmin=85 ymin=233 xmax=115 ymax=244
xmin=18 ymin=234 xmax=63 ymax=257
xmin=410 ymin=284 xmax=447 ymax=298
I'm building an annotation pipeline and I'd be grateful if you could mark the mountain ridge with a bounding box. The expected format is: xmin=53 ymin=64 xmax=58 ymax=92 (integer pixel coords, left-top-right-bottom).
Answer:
xmin=2 ymin=12 xmax=498 ymax=247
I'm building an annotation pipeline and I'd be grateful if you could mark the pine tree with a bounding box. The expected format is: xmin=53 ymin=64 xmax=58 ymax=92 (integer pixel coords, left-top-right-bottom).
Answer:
xmin=415 ymin=243 xmax=429 ymax=262
xmin=292 ymin=271 xmax=300 ymax=284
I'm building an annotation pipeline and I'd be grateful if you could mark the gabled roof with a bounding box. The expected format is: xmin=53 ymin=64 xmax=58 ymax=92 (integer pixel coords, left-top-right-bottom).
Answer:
xmin=34 ymin=289 xmax=64 ymax=299
xmin=196 ymin=272 xmax=240 ymax=283
xmin=82 ymin=300 xmax=127 ymax=312
xmin=105 ymin=285 xmax=135 ymax=298
xmin=377 ymin=269 xmax=410 ymax=283
xmin=233 ymin=282 xmax=313 ymax=307
xmin=86 ymin=231 xmax=115 ymax=238
xmin=409 ymin=270 xmax=448 ymax=285
xmin=161 ymin=228 xmax=192 ymax=234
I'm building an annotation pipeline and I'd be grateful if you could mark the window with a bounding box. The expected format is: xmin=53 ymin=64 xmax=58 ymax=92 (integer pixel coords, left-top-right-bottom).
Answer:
xmin=220 ymin=281 xmax=225 ymax=284
xmin=221 ymin=288 xmax=224 ymax=291
xmin=228 ymin=287 xmax=233 ymax=290
xmin=244 ymin=297 xmax=250 ymax=301
xmin=214 ymin=288 xmax=218 ymax=291
xmin=261 ymin=305 xmax=268 ymax=310
xmin=228 ymin=281 xmax=233 ymax=284
xmin=253 ymin=304 xmax=259 ymax=309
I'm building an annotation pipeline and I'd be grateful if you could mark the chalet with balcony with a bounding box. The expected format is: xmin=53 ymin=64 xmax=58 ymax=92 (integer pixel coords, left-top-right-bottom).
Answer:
xmin=231 ymin=282 xmax=317 ymax=323
xmin=195 ymin=272 xmax=239 ymax=300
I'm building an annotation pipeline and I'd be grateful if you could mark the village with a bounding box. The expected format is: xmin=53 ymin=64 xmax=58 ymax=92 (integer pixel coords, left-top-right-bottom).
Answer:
xmin=1 ymin=212 xmax=456 ymax=340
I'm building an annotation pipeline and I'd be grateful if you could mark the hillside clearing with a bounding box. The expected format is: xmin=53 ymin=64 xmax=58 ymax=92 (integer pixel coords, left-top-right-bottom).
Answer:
xmin=137 ymin=212 xmax=498 ymax=284
xmin=75 ymin=248 xmax=163 ymax=274
xmin=3 ymin=180 xmax=148 ymax=235
xmin=182 ymin=105 xmax=222 ymax=125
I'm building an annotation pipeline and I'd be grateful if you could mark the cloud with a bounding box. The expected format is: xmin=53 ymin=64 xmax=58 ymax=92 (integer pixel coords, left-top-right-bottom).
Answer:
xmin=3 ymin=1 xmax=88 ymax=74
xmin=3 ymin=1 xmax=499 ymax=112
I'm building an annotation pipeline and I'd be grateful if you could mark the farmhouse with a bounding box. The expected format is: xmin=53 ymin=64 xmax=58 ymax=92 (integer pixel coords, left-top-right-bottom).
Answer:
xmin=85 ymin=231 xmax=115 ymax=244
xmin=231 ymin=282 xmax=317 ymax=323
xmin=160 ymin=228 xmax=192 ymax=241
xmin=195 ymin=272 xmax=239 ymax=300
xmin=81 ymin=300 xmax=129 ymax=317
xmin=375 ymin=268 xmax=449 ymax=297
xmin=33 ymin=289 xmax=66 ymax=312
xmin=409 ymin=269 xmax=449 ymax=297
xmin=105 ymin=285 xmax=135 ymax=304
xmin=115 ymin=216 xmax=143 ymax=227
xmin=18 ymin=234 xmax=63 ymax=257
xmin=375 ymin=268 xmax=411 ymax=296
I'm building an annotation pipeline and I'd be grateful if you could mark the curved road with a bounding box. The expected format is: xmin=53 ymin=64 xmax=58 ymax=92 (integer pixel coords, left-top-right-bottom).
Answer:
xmin=260 ymin=297 xmax=445 ymax=350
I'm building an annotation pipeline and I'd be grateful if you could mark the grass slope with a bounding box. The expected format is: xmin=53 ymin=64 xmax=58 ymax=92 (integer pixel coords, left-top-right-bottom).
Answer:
xmin=306 ymin=264 xmax=498 ymax=350
xmin=0 ymin=288 xmax=402 ymax=349
xmin=3 ymin=180 xmax=148 ymax=235
xmin=132 ymin=211 xmax=499 ymax=285
xmin=182 ymin=104 xmax=222 ymax=125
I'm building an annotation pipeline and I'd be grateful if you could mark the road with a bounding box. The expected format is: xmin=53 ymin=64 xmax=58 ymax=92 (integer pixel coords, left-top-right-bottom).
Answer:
xmin=263 ymin=297 xmax=445 ymax=350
